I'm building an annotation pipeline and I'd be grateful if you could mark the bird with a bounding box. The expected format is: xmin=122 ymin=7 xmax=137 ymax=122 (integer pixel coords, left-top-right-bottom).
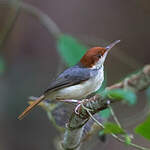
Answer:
xmin=18 ymin=40 xmax=120 ymax=120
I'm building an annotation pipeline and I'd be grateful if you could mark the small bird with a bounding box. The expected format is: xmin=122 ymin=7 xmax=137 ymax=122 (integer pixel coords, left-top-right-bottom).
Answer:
xmin=18 ymin=40 xmax=120 ymax=120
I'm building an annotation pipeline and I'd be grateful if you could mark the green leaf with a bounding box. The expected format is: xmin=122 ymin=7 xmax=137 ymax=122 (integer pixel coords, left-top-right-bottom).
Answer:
xmin=103 ymin=122 xmax=125 ymax=134
xmin=134 ymin=115 xmax=150 ymax=140
xmin=98 ymin=130 xmax=105 ymax=136
xmin=101 ymin=89 xmax=137 ymax=105
xmin=57 ymin=34 xmax=87 ymax=66
xmin=125 ymin=135 xmax=132 ymax=145
xmin=99 ymin=108 xmax=111 ymax=119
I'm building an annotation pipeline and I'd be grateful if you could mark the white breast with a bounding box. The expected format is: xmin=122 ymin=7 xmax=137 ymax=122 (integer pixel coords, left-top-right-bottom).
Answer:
xmin=47 ymin=67 xmax=104 ymax=100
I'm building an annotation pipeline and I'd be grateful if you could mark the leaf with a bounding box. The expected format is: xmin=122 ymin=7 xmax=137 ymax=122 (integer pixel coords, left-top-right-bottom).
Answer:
xmin=101 ymin=89 xmax=137 ymax=105
xmin=98 ymin=130 xmax=105 ymax=136
xmin=134 ymin=115 xmax=150 ymax=140
xmin=125 ymin=135 xmax=132 ymax=145
xmin=57 ymin=34 xmax=87 ymax=66
xmin=103 ymin=122 xmax=125 ymax=134
xmin=99 ymin=108 xmax=111 ymax=119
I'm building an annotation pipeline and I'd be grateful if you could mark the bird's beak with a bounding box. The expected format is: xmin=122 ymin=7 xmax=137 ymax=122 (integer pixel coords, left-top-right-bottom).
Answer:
xmin=106 ymin=40 xmax=121 ymax=51
xmin=94 ymin=40 xmax=121 ymax=67
xmin=99 ymin=40 xmax=121 ymax=65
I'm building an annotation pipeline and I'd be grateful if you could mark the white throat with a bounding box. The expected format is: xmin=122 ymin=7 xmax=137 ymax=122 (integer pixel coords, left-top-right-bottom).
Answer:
xmin=91 ymin=63 xmax=104 ymax=70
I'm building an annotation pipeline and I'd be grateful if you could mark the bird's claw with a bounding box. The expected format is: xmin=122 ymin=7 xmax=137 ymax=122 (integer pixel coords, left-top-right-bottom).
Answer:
xmin=75 ymin=103 xmax=81 ymax=114
xmin=60 ymin=99 xmax=91 ymax=115
xmin=74 ymin=99 xmax=90 ymax=115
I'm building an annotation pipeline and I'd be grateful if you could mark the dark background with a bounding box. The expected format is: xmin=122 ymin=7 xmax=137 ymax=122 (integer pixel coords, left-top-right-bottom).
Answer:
xmin=0 ymin=0 xmax=150 ymax=150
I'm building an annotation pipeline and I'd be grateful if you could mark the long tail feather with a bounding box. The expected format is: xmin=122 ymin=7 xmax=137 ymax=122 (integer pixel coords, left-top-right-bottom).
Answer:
xmin=18 ymin=95 xmax=45 ymax=120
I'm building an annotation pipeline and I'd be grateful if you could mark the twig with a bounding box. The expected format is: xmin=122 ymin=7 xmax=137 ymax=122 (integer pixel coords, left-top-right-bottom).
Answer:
xmin=0 ymin=0 xmax=21 ymax=49
xmin=0 ymin=1 xmax=62 ymax=38
xmin=108 ymin=103 xmax=122 ymax=128
xmin=81 ymin=103 xmax=104 ymax=128
xmin=0 ymin=0 xmax=21 ymax=74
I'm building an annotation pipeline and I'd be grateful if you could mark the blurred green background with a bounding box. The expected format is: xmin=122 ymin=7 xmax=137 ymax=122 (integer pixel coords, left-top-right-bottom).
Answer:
xmin=0 ymin=0 xmax=150 ymax=150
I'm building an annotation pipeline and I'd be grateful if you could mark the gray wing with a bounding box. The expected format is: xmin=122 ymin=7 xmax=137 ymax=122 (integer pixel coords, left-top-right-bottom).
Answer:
xmin=44 ymin=65 xmax=98 ymax=94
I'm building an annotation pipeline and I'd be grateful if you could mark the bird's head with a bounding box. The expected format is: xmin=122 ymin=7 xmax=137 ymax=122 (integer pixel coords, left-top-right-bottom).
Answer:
xmin=80 ymin=40 xmax=120 ymax=69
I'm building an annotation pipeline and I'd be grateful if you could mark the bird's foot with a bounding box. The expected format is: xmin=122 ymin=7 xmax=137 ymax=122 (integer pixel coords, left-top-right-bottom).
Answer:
xmin=75 ymin=99 xmax=90 ymax=115
xmin=75 ymin=103 xmax=81 ymax=114
xmin=59 ymin=99 xmax=91 ymax=115
xmin=59 ymin=99 xmax=82 ymax=114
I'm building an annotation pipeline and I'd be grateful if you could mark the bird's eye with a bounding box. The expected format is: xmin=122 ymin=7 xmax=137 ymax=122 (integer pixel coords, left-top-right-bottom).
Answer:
xmin=97 ymin=54 xmax=102 ymax=58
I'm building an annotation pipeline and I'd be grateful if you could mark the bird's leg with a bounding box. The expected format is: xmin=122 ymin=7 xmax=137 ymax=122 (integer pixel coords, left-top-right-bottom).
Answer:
xmin=59 ymin=99 xmax=82 ymax=114
xmin=59 ymin=99 xmax=92 ymax=115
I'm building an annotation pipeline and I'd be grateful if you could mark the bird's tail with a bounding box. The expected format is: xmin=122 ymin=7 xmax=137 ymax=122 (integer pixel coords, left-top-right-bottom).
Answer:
xmin=18 ymin=95 xmax=45 ymax=120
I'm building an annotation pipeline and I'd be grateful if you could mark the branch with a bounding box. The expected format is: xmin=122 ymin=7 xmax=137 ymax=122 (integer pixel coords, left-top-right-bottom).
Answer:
xmin=62 ymin=64 xmax=150 ymax=150
xmin=0 ymin=1 xmax=62 ymax=38
xmin=0 ymin=0 xmax=21 ymax=49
